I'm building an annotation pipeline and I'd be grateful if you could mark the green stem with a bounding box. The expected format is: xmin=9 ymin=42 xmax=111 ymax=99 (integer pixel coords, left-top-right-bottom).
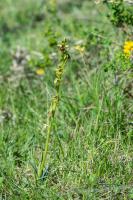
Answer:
xmin=37 ymin=39 xmax=69 ymax=179
xmin=38 ymin=116 xmax=53 ymax=178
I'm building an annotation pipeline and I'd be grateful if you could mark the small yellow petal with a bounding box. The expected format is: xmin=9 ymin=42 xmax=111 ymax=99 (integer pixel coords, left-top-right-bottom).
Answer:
xmin=123 ymin=41 xmax=133 ymax=56
xmin=36 ymin=68 xmax=45 ymax=75
xmin=74 ymin=45 xmax=85 ymax=53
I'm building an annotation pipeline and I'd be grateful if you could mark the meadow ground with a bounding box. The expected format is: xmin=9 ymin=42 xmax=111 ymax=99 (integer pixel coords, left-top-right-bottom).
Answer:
xmin=0 ymin=0 xmax=133 ymax=199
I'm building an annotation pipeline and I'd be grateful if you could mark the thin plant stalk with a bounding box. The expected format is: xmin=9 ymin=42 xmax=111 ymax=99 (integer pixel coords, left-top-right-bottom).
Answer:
xmin=37 ymin=39 xmax=70 ymax=179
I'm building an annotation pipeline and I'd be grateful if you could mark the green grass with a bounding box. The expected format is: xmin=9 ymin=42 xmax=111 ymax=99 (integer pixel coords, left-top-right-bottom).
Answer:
xmin=0 ymin=0 xmax=133 ymax=199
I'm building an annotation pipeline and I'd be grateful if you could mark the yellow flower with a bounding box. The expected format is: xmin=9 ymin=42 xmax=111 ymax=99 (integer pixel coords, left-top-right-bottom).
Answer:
xmin=123 ymin=41 xmax=133 ymax=57
xmin=36 ymin=68 xmax=45 ymax=75
xmin=74 ymin=45 xmax=85 ymax=54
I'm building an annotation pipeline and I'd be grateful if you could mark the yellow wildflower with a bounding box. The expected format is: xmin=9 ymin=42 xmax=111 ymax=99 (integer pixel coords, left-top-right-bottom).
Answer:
xmin=74 ymin=45 xmax=85 ymax=54
xmin=36 ymin=68 xmax=45 ymax=75
xmin=123 ymin=41 xmax=133 ymax=57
